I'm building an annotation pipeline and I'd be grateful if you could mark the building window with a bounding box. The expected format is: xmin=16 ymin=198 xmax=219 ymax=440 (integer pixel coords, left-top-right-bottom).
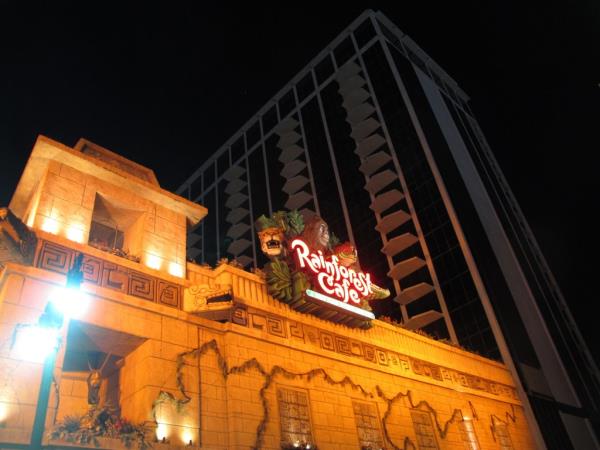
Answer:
xmin=277 ymin=388 xmax=314 ymax=448
xmin=459 ymin=419 xmax=480 ymax=450
xmin=352 ymin=400 xmax=385 ymax=450
xmin=410 ymin=409 xmax=439 ymax=450
xmin=493 ymin=421 xmax=514 ymax=450
xmin=88 ymin=194 xmax=143 ymax=260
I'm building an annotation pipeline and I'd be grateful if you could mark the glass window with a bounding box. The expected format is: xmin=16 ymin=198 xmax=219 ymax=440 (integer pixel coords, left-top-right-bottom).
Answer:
xmin=217 ymin=151 xmax=230 ymax=179
xmin=202 ymin=189 xmax=217 ymax=266
xmin=246 ymin=121 xmax=261 ymax=150
xmin=278 ymin=89 xmax=296 ymax=119
xmin=315 ymin=54 xmax=335 ymax=85
xmin=354 ymin=17 xmax=376 ymax=48
xmin=231 ymin=137 xmax=245 ymax=165
xmin=277 ymin=388 xmax=314 ymax=448
xmin=333 ymin=36 xmax=355 ymax=67
xmin=204 ymin=164 xmax=215 ymax=189
xmin=352 ymin=401 xmax=385 ymax=450
xmin=296 ymin=72 xmax=315 ymax=102
xmin=262 ymin=104 xmax=278 ymax=134
xmin=494 ymin=421 xmax=514 ymax=450
xmin=190 ymin=174 xmax=202 ymax=200
xmin=410 ymin=409 xmax=439 ymax=450
xmin=459 ymin=419 xmax=480 ymax=450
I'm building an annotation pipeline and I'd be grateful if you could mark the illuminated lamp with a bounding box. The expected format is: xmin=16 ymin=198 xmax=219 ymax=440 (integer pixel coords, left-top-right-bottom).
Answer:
xmin=305 ymin=289 xmax=375 ymax=320
xmin=66 ymin=225 xmax=85 ymax=243
xmin=48 ymin=286 xmax=89 ymax=320
xmin=41 ymin=217 xmax=59 ymax=234
xmin=168 ymin=262 xmax=184 ymax=278
xmin=11 ymin=324 xmax=60 ymax=363
xmin=146 ymin=254 xmax=162 ymax=270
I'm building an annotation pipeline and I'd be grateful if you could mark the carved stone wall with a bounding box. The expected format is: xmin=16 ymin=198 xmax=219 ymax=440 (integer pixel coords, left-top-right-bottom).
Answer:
xmin=35 ymin=239 xmax=182 ymax=308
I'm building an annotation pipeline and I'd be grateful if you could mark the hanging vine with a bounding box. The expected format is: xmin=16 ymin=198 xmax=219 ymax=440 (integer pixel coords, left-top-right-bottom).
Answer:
xmin=152 ymin=339 xmax=515 ymax=450
xmin=376 ymin=386 xmax=463 ymax=449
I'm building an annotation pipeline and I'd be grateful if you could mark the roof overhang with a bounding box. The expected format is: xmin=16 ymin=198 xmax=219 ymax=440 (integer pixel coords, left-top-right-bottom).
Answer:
xmin=9 ymin=135 xmax=207 ymax=226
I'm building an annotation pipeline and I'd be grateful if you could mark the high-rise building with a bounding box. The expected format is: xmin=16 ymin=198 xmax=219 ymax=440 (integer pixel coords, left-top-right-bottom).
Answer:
xmin=177 ymin=10 xmax=600 ymax=449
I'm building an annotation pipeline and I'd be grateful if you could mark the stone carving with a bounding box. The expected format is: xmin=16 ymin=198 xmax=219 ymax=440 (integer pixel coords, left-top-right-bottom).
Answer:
xmin=87 ymin=353 xmax=111 ymax=407
xmin=183 ymin=283 xmax=232 ymax=312
xmin=234 ymin=305 xmax=519 ymax=400
xmin=36 ymin=239 xmax=181 ymax=308
xmin=0 ymin=207 xmax=38 ymax=266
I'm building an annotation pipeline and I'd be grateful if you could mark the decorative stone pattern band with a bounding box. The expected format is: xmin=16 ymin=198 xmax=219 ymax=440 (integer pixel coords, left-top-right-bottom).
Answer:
xmin=35 ymin=239 xmax=182 ymax=308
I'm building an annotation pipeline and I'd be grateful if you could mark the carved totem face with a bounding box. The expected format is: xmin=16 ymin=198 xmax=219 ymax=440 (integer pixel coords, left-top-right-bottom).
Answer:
xmin=258 ymin=227 xmax=285 ymax=256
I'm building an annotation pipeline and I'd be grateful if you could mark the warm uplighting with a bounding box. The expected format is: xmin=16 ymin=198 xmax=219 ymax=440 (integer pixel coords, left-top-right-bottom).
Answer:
xmin=0 ymin=401 xmax=8 ymax=424
xmin=12 ymin=325 xmax=60 ymax=363
xmin=155 ymin=422 xmax=168 ymax=441
xmin=146 ymin=254 xmax=162 ymax=270
xmin=181 ymin=429 xmax=194 ymax=446
xmin=66 ymin=225 xmax=85 ymax=243
xmin=41 ymin=217 xmax=59 ymax=234
xmin=168 ymin=262 xmax=184 ymax=278
xmin=48 ymin=286 xmax=89 ymax=319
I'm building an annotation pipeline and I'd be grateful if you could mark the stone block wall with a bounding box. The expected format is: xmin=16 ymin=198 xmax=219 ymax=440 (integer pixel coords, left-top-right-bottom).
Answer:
xmin=0 ymin=259 xmax=536 ymax=449
xmin=25 ymin=161 xmax=187 ymax=279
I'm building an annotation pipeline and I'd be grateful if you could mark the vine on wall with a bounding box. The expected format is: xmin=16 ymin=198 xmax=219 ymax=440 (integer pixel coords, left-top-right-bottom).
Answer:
xmin=152 ymin=339 xmax=517 ymax=450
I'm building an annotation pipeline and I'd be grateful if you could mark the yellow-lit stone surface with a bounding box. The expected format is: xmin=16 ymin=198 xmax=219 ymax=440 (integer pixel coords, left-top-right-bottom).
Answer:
xmin=0 ymin=137 xmax=537 ymax=449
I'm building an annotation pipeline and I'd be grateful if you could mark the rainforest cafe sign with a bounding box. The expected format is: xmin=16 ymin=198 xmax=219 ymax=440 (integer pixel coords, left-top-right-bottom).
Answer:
xmin=291 ymin=238 xmax=373 ymax=305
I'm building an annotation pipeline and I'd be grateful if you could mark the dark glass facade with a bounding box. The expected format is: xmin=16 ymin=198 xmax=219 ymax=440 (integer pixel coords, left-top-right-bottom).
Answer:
xmin=177 ymin=10 xmax=600 ymax=448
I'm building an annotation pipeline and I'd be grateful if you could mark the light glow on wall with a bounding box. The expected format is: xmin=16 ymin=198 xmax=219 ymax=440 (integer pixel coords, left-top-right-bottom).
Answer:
xmin=41 ymin=217 xmax=60 ymax=235
xmin=168 ymin=262 xmax=184 ymax=278
xmin=0 ymin=401 xmax=8 ymax=423
xmin=146 ymin=254 xmax=162 ymax=270
xmin=155 ymin=422 xmax=168 ymax=441
xmin=181 ymin=429 xmax=194 ymax=445
xmin=66 ymin=225 xmax=85 ymax=243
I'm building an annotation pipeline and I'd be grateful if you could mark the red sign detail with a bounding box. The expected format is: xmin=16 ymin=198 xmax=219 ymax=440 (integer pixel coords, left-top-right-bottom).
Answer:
xmin=290 ymin=238 xmax=372 ymax=305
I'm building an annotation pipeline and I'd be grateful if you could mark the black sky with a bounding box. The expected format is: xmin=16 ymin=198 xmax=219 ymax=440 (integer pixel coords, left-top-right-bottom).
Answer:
xmin=1 ymin=2 xmax=599 ymax=362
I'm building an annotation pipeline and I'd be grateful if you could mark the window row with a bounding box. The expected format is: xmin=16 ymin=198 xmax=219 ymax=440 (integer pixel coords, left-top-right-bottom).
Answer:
xmin=276 ymin=387 xmax=512 ymax=449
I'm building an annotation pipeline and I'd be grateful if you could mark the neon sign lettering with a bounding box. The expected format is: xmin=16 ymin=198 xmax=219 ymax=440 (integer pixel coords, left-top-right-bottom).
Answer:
xmin=291 ymin=238 xmax=372 ymax=305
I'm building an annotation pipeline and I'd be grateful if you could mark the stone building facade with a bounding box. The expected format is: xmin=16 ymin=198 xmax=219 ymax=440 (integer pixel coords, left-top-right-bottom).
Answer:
xmin=0 ymin=136 xmax=536 ymax=449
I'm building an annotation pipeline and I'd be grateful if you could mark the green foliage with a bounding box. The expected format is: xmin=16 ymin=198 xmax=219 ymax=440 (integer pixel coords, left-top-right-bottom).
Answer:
xmin=286 ymin=209 xmax=304 ymax=237
xmin=256 ymin=214 xmax=278 ymax=231
xmin=50 ymin=407 xmax=150 ymax=449
xmin=329 ymin=231 xmax=340 ymax=249
xmin=266 ymin=259 xmax=292 ymax=302
xmin=291 ymin=270 xmax=310 ymax=303
xmin=272 ymin=211 xmax=289 ymax=234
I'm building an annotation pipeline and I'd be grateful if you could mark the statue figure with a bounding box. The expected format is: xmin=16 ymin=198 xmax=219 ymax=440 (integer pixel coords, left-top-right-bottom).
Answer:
xmin=87 ymin=353 xmax=111 ymax=407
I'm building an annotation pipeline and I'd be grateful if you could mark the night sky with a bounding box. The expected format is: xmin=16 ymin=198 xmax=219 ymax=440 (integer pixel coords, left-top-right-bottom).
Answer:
xmin=1 ymin=3 xmax=599 ymax=362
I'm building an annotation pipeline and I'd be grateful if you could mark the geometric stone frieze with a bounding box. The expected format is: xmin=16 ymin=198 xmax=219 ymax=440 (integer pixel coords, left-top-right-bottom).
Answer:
xmin=35 ymin=239 xmax=181 ymax=308
xmin=233 ymin=305 xmax=519 ymax=400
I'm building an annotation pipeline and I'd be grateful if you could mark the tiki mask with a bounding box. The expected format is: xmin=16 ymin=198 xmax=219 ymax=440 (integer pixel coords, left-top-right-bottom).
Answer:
xmin=258 ymin=227 xmax=285 ymax=256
